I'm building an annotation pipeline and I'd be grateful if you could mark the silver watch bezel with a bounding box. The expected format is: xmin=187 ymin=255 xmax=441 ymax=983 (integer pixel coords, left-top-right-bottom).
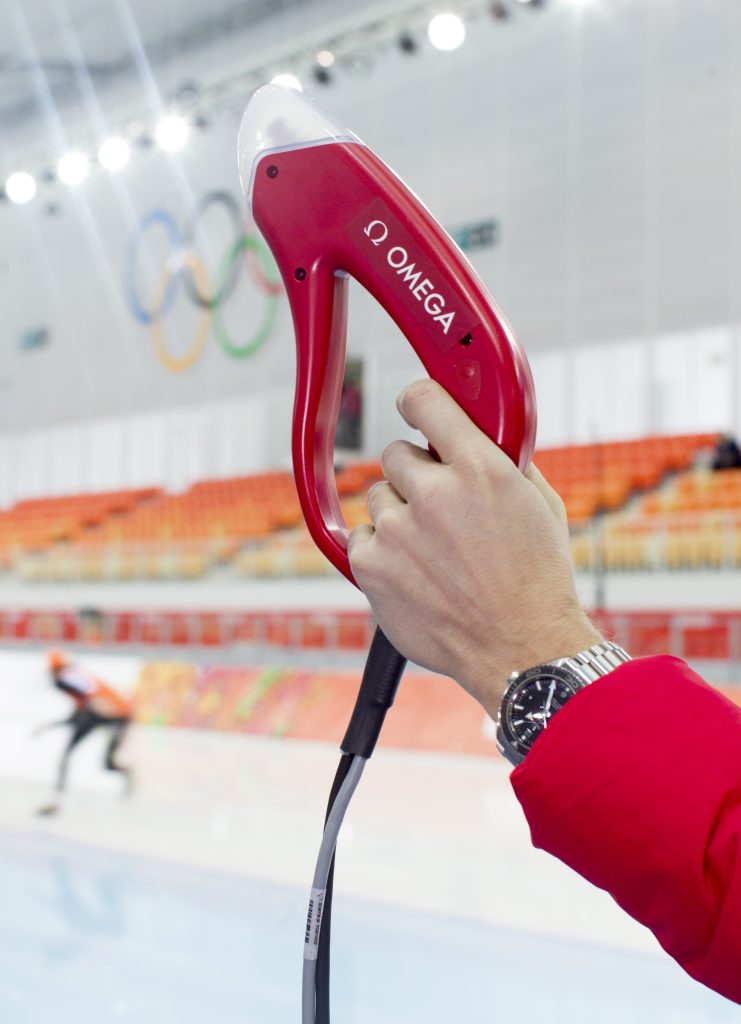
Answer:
xmin=495 ymin=662 xmax=588 ymax=767
xmin=495 ymin=641 xmax=631 ymax=766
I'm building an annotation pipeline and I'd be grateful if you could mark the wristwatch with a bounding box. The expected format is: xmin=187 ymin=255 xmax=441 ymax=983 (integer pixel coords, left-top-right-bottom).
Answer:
xmin=495 ymin=640 xmax=631 ymax=766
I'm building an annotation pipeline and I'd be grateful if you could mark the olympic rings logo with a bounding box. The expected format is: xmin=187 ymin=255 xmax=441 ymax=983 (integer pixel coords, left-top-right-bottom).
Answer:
xmin=124 ymin=190 xmax=283 ymax=372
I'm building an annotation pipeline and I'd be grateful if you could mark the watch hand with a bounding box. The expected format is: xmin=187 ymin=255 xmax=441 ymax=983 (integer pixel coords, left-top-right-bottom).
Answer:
xmin=542 ymin=681 xmax=556 ymax=727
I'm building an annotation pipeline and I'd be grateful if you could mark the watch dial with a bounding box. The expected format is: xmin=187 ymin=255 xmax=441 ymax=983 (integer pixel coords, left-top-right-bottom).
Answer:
xmin=504 ymin=671 xmax=579 ymax=756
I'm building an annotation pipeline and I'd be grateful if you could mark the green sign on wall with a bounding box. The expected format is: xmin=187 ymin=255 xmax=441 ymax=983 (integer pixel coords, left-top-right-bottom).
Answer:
xmin=450 ymin=219 xmax=500 ymax=252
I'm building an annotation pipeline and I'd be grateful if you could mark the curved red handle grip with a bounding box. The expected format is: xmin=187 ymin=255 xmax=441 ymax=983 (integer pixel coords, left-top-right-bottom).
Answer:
xmin=252 ymin=142 xmax=536 ymax=588
xmin=290 ymin=262 xmax=355 ymax=583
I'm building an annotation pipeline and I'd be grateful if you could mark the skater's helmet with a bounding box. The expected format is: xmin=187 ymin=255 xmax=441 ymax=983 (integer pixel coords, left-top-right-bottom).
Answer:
xmin=47 ymin=649 xmax=69 ymax=672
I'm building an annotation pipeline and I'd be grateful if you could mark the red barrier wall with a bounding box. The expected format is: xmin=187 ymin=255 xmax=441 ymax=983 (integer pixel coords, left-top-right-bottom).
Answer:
xmin=2 ymin=607 xmax=741 ymax=667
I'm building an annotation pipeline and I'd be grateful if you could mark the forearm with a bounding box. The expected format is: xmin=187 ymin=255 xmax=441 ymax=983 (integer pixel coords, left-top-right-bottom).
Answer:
xmin=511 ymin=656 xmax=741 ymax=1004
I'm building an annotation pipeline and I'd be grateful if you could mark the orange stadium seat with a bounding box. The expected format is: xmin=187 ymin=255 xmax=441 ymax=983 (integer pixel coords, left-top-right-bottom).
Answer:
xmin=0 ymin=434 xmax=730 ymax=581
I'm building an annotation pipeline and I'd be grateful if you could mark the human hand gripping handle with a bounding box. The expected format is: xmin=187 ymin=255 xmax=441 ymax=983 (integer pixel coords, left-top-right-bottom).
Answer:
xmin=348 ymin=380 xmax=602 ymax=716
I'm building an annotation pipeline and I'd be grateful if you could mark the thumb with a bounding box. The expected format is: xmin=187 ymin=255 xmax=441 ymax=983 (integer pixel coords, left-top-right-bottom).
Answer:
xmin=397 ymin=379 xmax=510 ymax=467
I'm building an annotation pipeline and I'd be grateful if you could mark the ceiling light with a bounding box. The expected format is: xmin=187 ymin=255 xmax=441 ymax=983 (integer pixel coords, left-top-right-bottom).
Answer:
xmin=57 ymin=151 xmax=89 ymax=186
xmin=98 ymin=136 xmax=130 ymax=172
xmin=316 ymin=50 xmax=335 ymax=68
xmin=270 ymin=73 xmax=303 ymax=92
xmin=5 ymin=171 xmax=37 ymax=205
xmin=428 ymin=13 xmax=466 ymax=51
xmin=155 ymin=115 xmax=189 ymax=152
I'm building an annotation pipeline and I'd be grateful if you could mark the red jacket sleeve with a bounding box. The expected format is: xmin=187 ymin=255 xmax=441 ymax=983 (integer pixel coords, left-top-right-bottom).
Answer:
xmin=511 ymin=656 xmax=741 ymax=1004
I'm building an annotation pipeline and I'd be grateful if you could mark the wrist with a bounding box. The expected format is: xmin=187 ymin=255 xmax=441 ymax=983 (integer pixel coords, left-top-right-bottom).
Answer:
xmin=462 ymin=613 xmax=603 ymax=720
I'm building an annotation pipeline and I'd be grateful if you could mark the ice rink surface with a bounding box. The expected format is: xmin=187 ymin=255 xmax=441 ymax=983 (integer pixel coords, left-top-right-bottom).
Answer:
xmin=0 ymin=723 xmax=738 ymax=1024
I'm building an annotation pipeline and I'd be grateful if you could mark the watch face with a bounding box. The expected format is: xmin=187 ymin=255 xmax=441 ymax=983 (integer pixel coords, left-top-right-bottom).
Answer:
xmin=499 ymin=664 xmax=584 ymax=761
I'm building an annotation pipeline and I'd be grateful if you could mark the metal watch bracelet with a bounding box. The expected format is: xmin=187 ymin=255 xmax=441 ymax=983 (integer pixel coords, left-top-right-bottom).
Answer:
xmin=557 ymin=640 xmax=632 ymax=684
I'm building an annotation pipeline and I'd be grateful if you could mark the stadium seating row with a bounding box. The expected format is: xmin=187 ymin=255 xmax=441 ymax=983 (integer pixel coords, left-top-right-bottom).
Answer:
xmin=0 ymin=434 xmax=728 ymax=581
xmin=572 ymin=468 xmax=741 ymax=572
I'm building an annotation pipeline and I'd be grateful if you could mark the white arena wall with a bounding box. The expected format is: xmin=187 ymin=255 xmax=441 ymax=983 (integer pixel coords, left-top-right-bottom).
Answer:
xmin=1 ymin=0 xmax=741 ymax=502
xmin=0 ymin=570 xmax=738 ymax=613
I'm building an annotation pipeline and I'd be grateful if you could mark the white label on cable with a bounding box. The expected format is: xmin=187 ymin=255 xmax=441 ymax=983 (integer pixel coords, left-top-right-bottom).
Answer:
xmin=303 ymin=887 xmax=326 ymax=961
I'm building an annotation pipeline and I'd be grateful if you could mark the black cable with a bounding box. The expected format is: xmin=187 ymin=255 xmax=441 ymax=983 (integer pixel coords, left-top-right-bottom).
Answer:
xmin=340 ymin=628 xmax=408 ymax=759
xmin=314 ymin=628 xmax=407 ymax=1024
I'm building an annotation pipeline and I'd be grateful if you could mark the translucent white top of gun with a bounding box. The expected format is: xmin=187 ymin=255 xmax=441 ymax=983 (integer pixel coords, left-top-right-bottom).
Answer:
xmin=237 ymin=84 xmax=361 ymax=208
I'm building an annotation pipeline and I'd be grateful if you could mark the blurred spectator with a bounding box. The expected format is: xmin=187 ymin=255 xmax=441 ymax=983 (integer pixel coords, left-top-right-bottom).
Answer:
xmin=712 ymin=432 xmax=741 ymax=471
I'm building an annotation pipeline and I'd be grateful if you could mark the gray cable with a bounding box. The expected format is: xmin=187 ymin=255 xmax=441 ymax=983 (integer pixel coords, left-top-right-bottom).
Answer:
xmin=301 ymin=755 xmax=367 ymax=1024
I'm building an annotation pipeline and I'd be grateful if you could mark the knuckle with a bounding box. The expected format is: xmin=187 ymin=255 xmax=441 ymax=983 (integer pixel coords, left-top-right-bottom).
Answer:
xmin=407 ymin=379 xmax=437 ymax=402
xmin=467 ymin=442 xmax=512 ymax=482
xmin=373 ymin=505 xmax=402 ymax=539
xmin=348 ymin=529 xmax=372 ymax=568
xmin=348 ymin=524 xmax=367 ymax=544
xmin=367 ymin=481 xmax=396 ymax=523
xmin=398 ymin=379 xmax=438 ymax=414
xmin=406 ymin=471 xmax=435 ymax=505
xmin=380 ymin=440 xmax=407 ymax=475
xmin=366 ymin=480 xmax=384 ymax=512
xmin=459 ymin=442 xmax=491 ymax=476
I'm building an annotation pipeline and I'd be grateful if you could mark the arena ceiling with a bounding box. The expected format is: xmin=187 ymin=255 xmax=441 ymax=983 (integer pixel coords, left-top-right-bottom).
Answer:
xmin=0 ymin=0 xmax=383 ymax=135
